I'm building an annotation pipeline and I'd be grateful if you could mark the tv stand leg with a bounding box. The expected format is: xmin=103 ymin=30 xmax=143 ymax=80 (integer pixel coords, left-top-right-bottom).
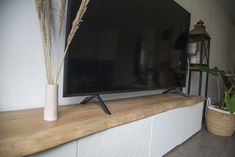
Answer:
xmin=80 ymin=95 xmax=112 ymax=115
xmin=95 ymin=95 xmax=112 ymax=115
xmin=80 ymin=95 xmax=95 ymax=104
xmin=163 ymin=88 xmax=188 ymax=97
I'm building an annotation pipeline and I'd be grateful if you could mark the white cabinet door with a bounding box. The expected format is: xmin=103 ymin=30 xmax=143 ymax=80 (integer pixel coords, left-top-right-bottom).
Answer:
xmin=29 ymin=141 xmax=77 ymax=157
xmin=182 ymin=102 xmax=203 ymax=142
xmin=77 ymin=117 xmax=152 ymax=157
xmin=150 ymin=108 xmax=185 ymax=157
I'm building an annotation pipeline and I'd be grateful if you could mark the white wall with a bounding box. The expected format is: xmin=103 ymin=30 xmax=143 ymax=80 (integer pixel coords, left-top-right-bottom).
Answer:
xmin=0 ymin=0 xmax=234 ymax=111
xmin=0 ymin=0 xmax=45 ymax=111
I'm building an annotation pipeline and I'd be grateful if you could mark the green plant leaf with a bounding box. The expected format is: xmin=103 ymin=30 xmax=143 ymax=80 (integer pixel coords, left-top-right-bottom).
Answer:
xmin=197 ymin=65 xmax=220 ymax=76
xmin=227 ymin=75 xmax=235 ymax=86
xmin=225 ymin=92 xmax=235 ymax=114
xmin=198 ymin=65 xmax=235 ymax=113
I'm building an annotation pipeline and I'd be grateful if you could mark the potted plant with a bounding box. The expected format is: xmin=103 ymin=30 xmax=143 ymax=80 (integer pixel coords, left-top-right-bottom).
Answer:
xmin=198 ymin=65 xmax=235 ymax=136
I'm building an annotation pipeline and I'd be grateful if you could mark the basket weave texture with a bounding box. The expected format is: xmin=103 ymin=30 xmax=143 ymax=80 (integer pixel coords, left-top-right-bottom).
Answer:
xmin=206 ymin=107 xmax=235 ymax=137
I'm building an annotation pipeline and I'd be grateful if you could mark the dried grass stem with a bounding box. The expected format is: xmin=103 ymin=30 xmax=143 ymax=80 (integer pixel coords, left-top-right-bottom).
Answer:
xmin=35 ymin=0 xmax=89 ymax=84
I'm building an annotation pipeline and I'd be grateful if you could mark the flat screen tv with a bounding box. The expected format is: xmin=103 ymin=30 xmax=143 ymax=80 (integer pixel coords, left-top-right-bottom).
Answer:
xmin=63 ymin=0 xmax=191 ymax=97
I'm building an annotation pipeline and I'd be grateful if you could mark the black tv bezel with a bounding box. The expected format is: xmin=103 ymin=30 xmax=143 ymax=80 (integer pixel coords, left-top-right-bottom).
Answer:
xmin=63 ymin=0 xmax=191 ymax=97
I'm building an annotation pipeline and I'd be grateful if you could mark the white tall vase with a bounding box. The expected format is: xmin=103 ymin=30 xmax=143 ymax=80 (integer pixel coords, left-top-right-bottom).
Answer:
xmin=44 ymin=84 xmax=58 ymax=121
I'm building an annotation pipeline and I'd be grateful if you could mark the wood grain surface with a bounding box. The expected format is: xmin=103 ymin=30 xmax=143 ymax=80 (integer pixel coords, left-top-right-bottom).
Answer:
xmin=0 ymin=94 xmax=204 ymax=157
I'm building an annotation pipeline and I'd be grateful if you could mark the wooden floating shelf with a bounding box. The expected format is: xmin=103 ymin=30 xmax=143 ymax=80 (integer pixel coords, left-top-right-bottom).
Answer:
xmin=0 ymin=94 xmax=205 ymax=157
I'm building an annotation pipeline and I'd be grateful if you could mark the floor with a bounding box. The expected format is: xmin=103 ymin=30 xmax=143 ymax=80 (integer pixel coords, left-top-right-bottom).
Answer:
xmin=164 ymin=126 xmax=235 ymax=157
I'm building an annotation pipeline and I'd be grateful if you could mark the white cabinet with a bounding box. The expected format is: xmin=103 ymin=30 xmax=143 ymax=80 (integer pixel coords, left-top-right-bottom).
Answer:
xmin=77 ymin=117 xmax=152 ymax=157
xmin=150 ymin=102 xmax=204 ymax=157
xmin=182 ymin=103 xmax=203 ymax=142
xmin=150 ymin=108 xmax=185 ymax=157
xmin=29 ymin=103 xmax=203 ymax=157
xmin=29 ymin=141 xmax=77 ymax=157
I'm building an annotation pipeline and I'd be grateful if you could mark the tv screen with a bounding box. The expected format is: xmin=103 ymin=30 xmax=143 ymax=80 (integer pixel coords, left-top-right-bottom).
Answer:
xmin=64 ymin=0 xmax=191 ymax=96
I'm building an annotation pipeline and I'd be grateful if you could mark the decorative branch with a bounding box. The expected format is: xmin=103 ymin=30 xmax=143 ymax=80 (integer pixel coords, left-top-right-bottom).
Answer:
xmin=55 ymin=0 xmax=90 ymax=83
xmin=59 ymin=0 xmax=66 ymax=34
xmin=35 ymin=0 xmax=90 ymax=84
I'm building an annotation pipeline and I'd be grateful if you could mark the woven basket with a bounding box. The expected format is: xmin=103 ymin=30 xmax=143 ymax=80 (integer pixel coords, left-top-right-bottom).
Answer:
xmin=206 ymin=106 xmax=235 ymax=137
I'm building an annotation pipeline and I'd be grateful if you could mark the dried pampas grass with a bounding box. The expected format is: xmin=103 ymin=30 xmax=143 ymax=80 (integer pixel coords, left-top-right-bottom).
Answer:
xmin=59 ymin=0 xmax=66 ymax=34
xmin=35 ymin=0 xmax=90 ymax=84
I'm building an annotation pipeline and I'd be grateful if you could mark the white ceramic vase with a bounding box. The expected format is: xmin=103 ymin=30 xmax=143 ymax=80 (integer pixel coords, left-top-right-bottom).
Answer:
xmin=44 ymin=84 xmax=58 ymax=121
